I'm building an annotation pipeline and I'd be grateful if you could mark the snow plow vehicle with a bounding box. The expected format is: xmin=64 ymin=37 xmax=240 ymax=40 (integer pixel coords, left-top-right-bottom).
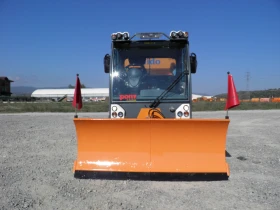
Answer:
xmin=73 ymin=31 xmax=231 ymax=179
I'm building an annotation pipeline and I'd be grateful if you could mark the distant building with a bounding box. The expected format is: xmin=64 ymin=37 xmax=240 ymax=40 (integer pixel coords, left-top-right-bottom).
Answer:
xmin=192 ymin=94 xmax=213 ymax=100
xmin=31 ymin=88 xmax=109 ymax=98
xmin=0 ymin=77 xmax=14 ymax=96
xmin=31 ymin=88 xmax=212 ymax=101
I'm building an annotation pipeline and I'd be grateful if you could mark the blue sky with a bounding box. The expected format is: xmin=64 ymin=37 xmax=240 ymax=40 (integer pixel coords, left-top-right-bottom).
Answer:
xmin=0 ymin=0 xmax=279 ymax=95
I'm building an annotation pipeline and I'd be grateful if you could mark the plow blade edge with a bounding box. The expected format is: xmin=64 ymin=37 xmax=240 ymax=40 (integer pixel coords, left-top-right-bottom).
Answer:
xmin=73 ymin=118 xmax=230 ymax=176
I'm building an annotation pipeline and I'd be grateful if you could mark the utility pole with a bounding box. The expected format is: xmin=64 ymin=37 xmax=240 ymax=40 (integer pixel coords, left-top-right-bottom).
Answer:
xmin=246 ymin=72 xmax=251 ymax=100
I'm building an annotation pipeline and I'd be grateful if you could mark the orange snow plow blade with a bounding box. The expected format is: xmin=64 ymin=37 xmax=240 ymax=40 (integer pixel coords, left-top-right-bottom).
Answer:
xmin=73 ymin=118 xmax=230 ymax=177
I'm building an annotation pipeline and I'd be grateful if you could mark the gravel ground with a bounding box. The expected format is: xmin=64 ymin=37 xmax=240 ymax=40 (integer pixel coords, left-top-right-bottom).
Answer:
xmin=0 ymin=110 xmax=279 ymax=210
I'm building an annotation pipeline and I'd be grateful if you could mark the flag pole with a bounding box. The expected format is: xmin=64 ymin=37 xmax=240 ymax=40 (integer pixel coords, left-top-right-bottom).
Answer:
xmin=224 ymin=71 xmax=240 ymax=119
xmin=225 ymin=109 xmax=229 ymax=119
xmin=225 ymin=71 xmax=230 ymax=119
xmin=73 ymin=73 xmax=80 ymax=118
xmin=74 ymin=104 xmax=78 ymax=118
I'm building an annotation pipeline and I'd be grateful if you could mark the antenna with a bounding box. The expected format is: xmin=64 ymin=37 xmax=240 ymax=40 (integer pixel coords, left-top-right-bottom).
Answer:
xmin=246 ymin=72 xmax=251 ymax=100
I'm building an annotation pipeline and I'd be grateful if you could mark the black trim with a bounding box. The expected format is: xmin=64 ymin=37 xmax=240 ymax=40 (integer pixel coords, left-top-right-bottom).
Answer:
xmin=74 ymin=171 xmax=229 ymax=181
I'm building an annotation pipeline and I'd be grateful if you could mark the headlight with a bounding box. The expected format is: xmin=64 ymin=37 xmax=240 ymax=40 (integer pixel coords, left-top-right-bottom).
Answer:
xmin=177 ymin=111 xmax=183 ymax=117
xmin=184 ymin=111 xmax=189 ymax=117
xmin=111 ymin=33 xmax=117 ymax=40
xmin=170 ymin=31 xmax=177 ymax=38
xmin=112 ymin=112 xmax=117 ymax=118
xmin=123 ymin=32 xmax=129 ymax=40
xmin=111 ymin=104 xmax=125 ymax=118
xmin=177 ymin=31 xmax=183 ymax=37
xmin=183 ymin=105 xmax=189 ymax=111
xmin=175 ymin=104 xmax=191 ymax=119
xmin=117 ymin=32 xmax=122 ymax=39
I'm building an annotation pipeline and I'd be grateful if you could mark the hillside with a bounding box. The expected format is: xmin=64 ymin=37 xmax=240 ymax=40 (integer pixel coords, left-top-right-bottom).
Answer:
xmin=11 ymin=86 xmax=69 ymax=95
xmin=11 ymin=86 xmax=37 ymax=95
xmin=215 ymin=88 xmax=280 ymax=99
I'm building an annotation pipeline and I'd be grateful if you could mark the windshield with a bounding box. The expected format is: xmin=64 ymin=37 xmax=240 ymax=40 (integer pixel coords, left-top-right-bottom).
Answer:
xmin=111 ymin=42 xmax=189 ymax=102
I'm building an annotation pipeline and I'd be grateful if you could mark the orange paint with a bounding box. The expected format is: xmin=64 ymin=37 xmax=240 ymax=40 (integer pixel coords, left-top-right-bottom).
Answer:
xmin=272 ymin=97 xmax=280 ymax=102
xmin=73 ymin=118 xmax=230 ymax=176
xmin=137 ymin=108 xmax=164 ymax=119
xmin=124 ymin=58 xmax=176 ymax=75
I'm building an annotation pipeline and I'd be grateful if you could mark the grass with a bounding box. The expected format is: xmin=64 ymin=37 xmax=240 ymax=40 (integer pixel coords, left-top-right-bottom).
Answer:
xmin=0 ymin=101 xmax=280 ymax=113
xmin=0 ymin=101 xmax=109 ymax=113
xmin=192 ymin=101 xmax=280 ymax=111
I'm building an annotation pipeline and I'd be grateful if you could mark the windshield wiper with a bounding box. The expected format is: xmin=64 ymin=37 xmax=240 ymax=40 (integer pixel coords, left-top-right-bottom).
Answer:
xmin=149 ymin=70 xmax=188 ymax=108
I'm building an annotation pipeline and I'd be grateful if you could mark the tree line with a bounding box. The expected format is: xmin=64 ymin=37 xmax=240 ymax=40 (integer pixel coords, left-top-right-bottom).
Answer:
xmin=215 ymin=88 xmax=280 ymax=99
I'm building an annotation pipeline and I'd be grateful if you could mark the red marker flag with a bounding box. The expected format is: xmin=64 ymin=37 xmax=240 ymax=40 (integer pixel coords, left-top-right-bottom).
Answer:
xmin=225 ymin=72 xmax=240 ymax=110
xmin=72 ymin=74 xmax=83 ymax=110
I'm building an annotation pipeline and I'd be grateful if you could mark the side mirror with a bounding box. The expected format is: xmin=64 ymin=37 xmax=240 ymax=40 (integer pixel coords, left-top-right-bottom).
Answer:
xmin=190 ymin=53 xmax=197 ymax=74
xmin=104 ymin=54 xmax=110 ymax=73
